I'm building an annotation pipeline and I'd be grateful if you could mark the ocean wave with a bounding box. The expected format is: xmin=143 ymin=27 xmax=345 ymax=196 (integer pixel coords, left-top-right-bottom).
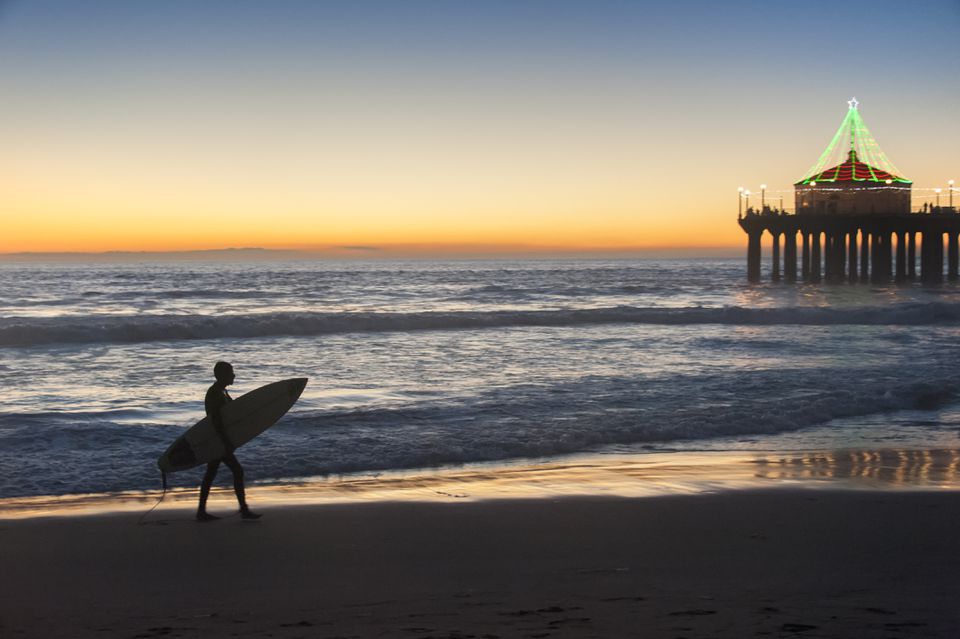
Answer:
xmin=82 ymin=288 xmax=280 ymax=300
xmin=251 ymin=375 xmax=960 ymax=477
xmin=0 ymin=368 xmax=957 ymax=498
xmin=3 ymin=302 xmax=960 ymax=347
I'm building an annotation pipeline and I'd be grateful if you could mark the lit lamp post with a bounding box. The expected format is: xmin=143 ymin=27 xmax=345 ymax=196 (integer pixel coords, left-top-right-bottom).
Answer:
xmin=745 ymin=190 xmax=751 ymax=212
xmin=760 ymin=184 xmax=767 ymax=211
xmin=935 ymin=188 xmax=942 ymax=210
xmin=738 ymin=186 xmax=744 ymax=216
xmin=950 ymin=179 xmax=955 ymax=210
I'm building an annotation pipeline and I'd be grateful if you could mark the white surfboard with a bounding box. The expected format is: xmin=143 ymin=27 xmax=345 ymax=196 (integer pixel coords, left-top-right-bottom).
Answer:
xmin=158 ymin=378 xmax=308 ymax=473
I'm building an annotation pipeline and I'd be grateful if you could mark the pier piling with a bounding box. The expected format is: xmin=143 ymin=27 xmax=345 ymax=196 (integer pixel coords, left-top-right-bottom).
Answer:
xmin=739 ymin=213 xmax=960 ymax=285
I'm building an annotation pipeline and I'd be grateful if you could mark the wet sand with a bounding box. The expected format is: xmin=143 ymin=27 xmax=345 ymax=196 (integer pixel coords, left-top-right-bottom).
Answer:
xmin=4 ymin=447 xmax=960 ymax=519
xmin=2 ymin=488 xmax=959 ymax=638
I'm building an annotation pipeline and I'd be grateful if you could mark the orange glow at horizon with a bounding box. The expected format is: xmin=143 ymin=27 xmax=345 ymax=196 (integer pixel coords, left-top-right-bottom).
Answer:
xmin=2 ymin=2 xmax=958 ymax=257
xmin=3 ymin=198 xmax=749 ymax=254
xmin=4 ymin=153 xmax=751 ymax=253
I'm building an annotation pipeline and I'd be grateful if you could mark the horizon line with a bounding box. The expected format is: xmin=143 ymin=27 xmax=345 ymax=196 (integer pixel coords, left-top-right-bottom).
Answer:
xmin=0 ymin=245 xmax=744 ymax=262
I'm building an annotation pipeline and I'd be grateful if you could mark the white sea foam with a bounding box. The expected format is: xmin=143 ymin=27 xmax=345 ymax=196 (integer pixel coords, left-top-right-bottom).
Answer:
xmin=1 ymin=363 xmax=957 ymax=498
xmin=3 ymin=302 xmax=960 ymax=348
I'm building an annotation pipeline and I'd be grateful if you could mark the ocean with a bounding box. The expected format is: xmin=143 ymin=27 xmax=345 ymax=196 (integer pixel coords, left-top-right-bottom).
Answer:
xmin=1 ymin=258 xmax=959 ymax=499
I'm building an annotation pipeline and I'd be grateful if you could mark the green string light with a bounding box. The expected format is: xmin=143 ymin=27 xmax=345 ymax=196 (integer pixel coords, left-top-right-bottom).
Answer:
xmin=797 ymin=99 xmax=910 ymax=185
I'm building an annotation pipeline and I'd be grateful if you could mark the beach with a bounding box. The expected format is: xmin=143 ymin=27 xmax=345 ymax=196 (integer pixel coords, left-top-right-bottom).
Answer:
xmin=2 ymin=470 xmax=960 ymax=638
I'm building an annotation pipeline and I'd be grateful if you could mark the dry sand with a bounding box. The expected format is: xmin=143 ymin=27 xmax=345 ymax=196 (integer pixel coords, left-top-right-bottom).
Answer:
xmin=1 ymin=488 xmax=959 ymax=638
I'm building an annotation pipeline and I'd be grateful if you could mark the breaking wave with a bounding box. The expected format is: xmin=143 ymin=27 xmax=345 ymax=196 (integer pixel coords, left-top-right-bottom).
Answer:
xmin=3 ymin=302 xmax=960 ymax=348
xmin=1 ymin=367 xmax=958 ymax=498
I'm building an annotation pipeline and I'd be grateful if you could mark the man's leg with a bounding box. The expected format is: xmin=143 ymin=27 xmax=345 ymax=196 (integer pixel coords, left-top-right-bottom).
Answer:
xmin=223 ymin=453 xmax=260 ymax=519
xmin=197 ymin=460 xmax=221 ymax=521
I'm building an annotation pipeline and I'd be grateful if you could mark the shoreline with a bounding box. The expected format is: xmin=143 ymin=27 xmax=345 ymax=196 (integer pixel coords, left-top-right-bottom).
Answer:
xmin=3 ymin=446 xmax=959 ymax=520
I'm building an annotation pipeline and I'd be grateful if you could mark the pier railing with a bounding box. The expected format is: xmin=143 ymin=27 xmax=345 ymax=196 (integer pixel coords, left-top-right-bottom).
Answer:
xmin=740 ymin=205 xmax=959 ymax=218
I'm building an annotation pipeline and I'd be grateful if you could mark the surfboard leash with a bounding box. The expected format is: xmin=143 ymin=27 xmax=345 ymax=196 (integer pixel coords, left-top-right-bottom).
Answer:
xmin=136 ymin=471 xmax=168 ymax=525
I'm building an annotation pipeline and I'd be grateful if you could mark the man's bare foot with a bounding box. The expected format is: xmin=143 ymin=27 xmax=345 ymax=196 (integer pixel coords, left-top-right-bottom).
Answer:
xmin=196 ymin=512 xmax=220 ymax=522
xmin=240 ymin=509 xmax=262 ymax=520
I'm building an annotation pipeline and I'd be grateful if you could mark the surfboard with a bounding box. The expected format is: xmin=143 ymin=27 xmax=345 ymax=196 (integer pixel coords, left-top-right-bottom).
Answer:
xmin=158 ymin=378 xmax=308 ymax=473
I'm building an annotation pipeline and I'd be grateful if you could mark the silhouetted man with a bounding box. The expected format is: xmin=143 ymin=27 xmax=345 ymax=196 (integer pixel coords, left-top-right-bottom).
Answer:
xmin=196 ymin=361 xmax=261 ymax=521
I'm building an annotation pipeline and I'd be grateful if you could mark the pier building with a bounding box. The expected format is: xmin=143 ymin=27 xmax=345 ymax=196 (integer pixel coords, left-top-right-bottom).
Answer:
xmin=739 ymin=99 xmax=957 ymax=283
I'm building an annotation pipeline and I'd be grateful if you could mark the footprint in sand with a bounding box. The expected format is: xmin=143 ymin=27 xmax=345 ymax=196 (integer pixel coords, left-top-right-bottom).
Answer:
xmin=885 ymin=621 xmax=927 ymax=628
xmin=600 ymin=596 xmax=645 ymax=602
xmin=537 ymin=606 xmax=582 ymax=613
xmin=547 ymin=617 xmax=591 ymax=626
xmin=279 ymin=620 xmax=316 ymax=627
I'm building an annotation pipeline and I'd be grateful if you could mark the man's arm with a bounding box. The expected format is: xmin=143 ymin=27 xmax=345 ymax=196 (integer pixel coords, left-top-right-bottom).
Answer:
xmin=205 ymin=387 xmax=235 ymax=453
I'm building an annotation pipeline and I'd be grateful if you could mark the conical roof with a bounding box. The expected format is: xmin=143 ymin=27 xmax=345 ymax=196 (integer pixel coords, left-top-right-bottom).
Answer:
xmin=796 ymin=98 xmax=910 ymax=186
xmin=805 ymin=149 xmax=904 ymax=184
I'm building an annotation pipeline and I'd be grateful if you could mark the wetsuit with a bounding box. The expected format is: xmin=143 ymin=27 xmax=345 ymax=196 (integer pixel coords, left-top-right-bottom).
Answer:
xmin=198 ymin=383 xmax=247 ymax=512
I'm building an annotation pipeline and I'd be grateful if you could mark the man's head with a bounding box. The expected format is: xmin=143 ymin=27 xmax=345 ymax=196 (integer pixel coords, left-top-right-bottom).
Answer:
xmin=214 ymin=361 xmax=235 ymax=386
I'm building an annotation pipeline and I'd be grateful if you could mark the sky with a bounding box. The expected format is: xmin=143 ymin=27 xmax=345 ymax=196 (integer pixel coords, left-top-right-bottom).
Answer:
xmin=2 ymin=0 xmax=958 ymax=256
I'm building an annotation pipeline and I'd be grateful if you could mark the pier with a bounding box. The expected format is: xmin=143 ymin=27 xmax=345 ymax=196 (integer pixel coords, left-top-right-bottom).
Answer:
xmin=738 ymin=209 xmax=960 ymax=284
xmin=739 ymin=98 xmax=958 ymax=284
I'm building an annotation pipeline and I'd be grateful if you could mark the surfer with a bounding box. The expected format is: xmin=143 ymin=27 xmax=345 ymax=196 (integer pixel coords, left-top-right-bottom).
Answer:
xmin=196 ymin=361 xmax=262 ymax=522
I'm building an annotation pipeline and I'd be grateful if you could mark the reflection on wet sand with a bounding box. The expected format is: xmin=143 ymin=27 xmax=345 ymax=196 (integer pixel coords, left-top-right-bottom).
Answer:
xmin=754 ymin=449 xmax=960 ymax=486
xmin=2 ymin=448 xmax=959 ymax=519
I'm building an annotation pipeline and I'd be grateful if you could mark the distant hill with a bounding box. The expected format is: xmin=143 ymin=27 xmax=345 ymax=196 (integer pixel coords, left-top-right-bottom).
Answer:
xmin=0 ymin=248 xmax=300 ymax=263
